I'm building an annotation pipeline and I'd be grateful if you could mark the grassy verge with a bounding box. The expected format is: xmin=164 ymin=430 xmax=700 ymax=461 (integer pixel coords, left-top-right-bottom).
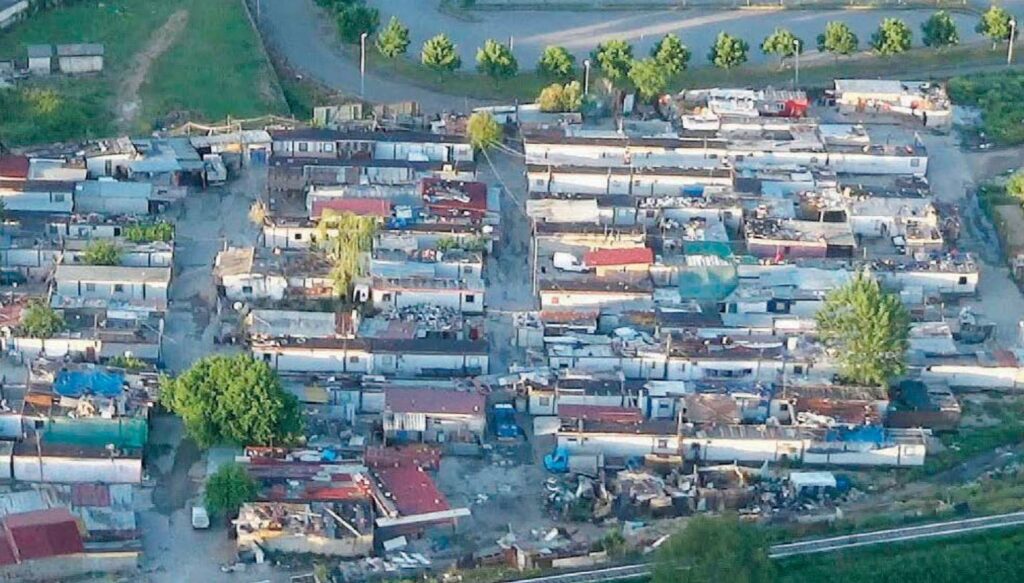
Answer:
xmin=949 ymin=70 xmax=1024 ymax=146
xmin=907 ymin=398 xmax=1024 ymax=479
xmin=0 ymin=0 xmax=285 ymax=146
xmin=359 ymin=41 xmax=1014 ymax=103
xmin=778 ymin=527 xmax=1024 ymax=583
xmin=139 ymin=0 xmax=287 ymax=126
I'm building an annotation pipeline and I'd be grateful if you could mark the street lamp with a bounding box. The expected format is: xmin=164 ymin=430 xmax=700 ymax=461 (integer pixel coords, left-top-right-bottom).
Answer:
xmin=1009 ymin=18 xmax=1017 ymax=66
xmin=360 ymin=32 xmax=368 ymax=97
xmin=793 ymin=38 xmax=801 ymax=87
xmin=583 ymin=59 xmax=591 ymax=95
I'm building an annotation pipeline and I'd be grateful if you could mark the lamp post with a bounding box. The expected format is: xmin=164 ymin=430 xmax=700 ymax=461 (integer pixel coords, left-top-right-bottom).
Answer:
xmin=360 ymin=32 xmax=368 ymax=97
xmin=793 ymin=38 xmax=801 ymax=87
xmin=583 ymin=59 xmax=591 ymax=95
xmin=1009 ymin=18 xmax=1017 ymax=66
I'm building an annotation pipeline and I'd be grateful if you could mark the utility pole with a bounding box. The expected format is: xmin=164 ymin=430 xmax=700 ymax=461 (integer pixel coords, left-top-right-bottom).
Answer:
xmin=360 ymin=32 xmax=368 ymax=97
xmin=793 ymin=38 xmax=800 ymax=87
xmin=583 ymin=59 xmax=591 ymax=95
xmin=1009 ymin=18 xmax=1017 ymax=65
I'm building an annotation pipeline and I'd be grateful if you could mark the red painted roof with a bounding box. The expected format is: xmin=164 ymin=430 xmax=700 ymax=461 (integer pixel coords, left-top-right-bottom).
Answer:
xmin=0 ymin=156 xmax=29 ymax=180
xmin=375 ymin=465 xmax=450 ymax=516
xmin=584 ymin=247 xmax=654 ymax=267
xmin=71 ymin=483 xmax=111 ymax=507
xmin=4 ymin=508 xmax=84 ymax=562
xmin=312 ymin=198 xmax=392 ymax=219
xmin=385 ymin=388 xmax=485 ymax=416
xmin=558 ymin=404 xmax=645 ymax=424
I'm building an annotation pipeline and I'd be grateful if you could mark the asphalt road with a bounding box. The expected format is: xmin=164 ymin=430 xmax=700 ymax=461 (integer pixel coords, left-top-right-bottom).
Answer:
xmin=373 ymin=0 xmax=982 ymax=68
xmin=258 ymin=0 xmax=1002 ymax=109
xmin=260 ymin=0 xmax=488 ymax=111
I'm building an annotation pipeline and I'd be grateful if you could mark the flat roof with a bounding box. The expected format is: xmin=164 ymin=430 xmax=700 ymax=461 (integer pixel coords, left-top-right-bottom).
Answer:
xmin=54 ymin=264 xmax=171 ymax=284
xmin=56 ymin=43 xmax=104 ymax=57
xmin=385 ymin=388 xmax=485 ymax=416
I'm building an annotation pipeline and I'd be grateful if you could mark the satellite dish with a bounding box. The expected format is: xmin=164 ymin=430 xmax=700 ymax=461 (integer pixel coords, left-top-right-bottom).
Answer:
xmin=233 ymin=302 xmax=243 ymax=311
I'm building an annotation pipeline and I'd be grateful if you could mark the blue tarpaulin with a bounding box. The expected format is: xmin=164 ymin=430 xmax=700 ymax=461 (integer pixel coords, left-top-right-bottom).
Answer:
xmin=53 ymin=368 xmax=126 ymax=398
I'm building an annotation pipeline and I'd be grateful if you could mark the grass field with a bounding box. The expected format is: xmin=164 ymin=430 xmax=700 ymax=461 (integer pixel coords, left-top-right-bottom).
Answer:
xmin=0 ymin=0 xmax=286 ymax=146
xmin=778 ymin=527 xmax=1024 ymax=583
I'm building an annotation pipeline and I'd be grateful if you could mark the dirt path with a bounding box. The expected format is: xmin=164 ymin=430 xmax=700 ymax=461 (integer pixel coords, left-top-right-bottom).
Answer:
xmin=152 ymin=436 xmax=201 ymax=515
xmin=117 ymin=9 xmax=190 ymax=127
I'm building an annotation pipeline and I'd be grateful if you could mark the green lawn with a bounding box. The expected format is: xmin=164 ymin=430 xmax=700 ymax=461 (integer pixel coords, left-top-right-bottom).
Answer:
xmin=778 ymin=527 xmax=1024 ymax=583
xmin=0 ymin=0 xmax=285 ymax=146
xmin=139 ymin=0 xmax=287 ymax=124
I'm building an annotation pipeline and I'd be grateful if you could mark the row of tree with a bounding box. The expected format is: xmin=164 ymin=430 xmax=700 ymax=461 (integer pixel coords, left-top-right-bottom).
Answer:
xmin=348 ymin=7 xmax=1016 ymax=98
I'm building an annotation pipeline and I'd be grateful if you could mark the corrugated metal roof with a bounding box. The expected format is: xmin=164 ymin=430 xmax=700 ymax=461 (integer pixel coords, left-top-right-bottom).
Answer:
xmin=4 ymin=508 xmax=84 ymax=561
xmin=312 ymin=198 xmax=392 ymax=219
xmin=385 ymin=388 xmax=484 ymax=416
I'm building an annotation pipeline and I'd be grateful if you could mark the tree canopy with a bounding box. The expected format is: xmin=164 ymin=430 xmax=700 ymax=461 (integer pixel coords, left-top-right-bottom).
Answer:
xmin=817 ymin=21 xmax=859 ymax=57
xmin=976 ymin=5 xmax=1014 ymax=49
xmin=1007 ymin=169 xmax=1024 ymax=198
xmin=19 ymin=300 xmax=65 ymax=339
xmin=652 ymin=515 xmax=776 ymax=583
xmin=591 ymin=40 xmax=634 ymax=84
xmin=336 ymin=4 xmax=380 ymax=44
xmin=375 ymin=16 xmax=410 ymax=59
xmin=421 ymin=34 xmax=461 ymax=73
xmin=467 ymin=111 xmax=503 ymax=150
xmin=537 ymin=81 xmax=583 ymax=112
xmin=816 ymin=272 xmax=910 ymax=387
xmin=708 ymin=32 xmax=749 ymax=69
xmin=628 ymin=58 xmax=668 ymax=102
xmin=922 ymin=11 xmax=959 ymax=48
xmin=871 ymin=18 xmax=913 ymax=56
xmin=650 ymin=33 xmax=691 ymax=75
xmin=761 ymin=28 xmax=803 ymax=64
xmin=316 ymin=211 xmax=378 ymax=295
xmin=82 ymin=240 xmax=121 ymax=266
xmin=161 ymin=354 xmax=303 ymax=449
xmin=476 ymin=39 xmax=518 ymax=80
xmin=205 ymin=463 xmax=257 ymax=517
xmin=537 ymin=45 xmax=576 ymax=80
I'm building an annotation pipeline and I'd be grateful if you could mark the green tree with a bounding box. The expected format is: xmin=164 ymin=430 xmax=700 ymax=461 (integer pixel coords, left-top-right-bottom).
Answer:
xmin=591 ymin=40 xmax=634 ymax=85
xmin=871 ymin=18 xmax=913 ymax=56
xmin=336 ymin=4 xmax=380 ymax=44
xmin=108 ymin=354 xmax=147 ymax=371
xmin=19 ymin=300 xmax=64 ymax=339
xmin=817 ymin=21 xmax=859 ymax=58
xmin=161 ymin=354 xmax=303 ymax=448
xmin=82 ymin=240 xmax=121 ymax=266
xmin=708 ymin=32 xmax=749 ymax=69
xmin=316 ymin=211 xmax=378 ymax=295
xmin=375 ymin=16 xmax=410 ymax=59
xmin=652 ymin=515 xmax=775 ymax=583
xmin=922 ymin=11 xmax=959 ymax=48
xmin=1007 ymin=170 xmax=1024 ymax=199
xmin=977 ymin=5 xmax=1015 ymax=50
xmin=628 ymin=58 xmax=668 ymax=102
xmin=650 ymin=33 xmax=690 ymax=75
xmin=421 ymin=34 xmax=461 ymax=74
xmin=538 ymin=83 xmax=565 ymax=111
xmin=561 ymin=80 xmax=583 ymax=112
xmin=761 ymin=28 xmax=803 ymax=67
xmin=816 ymin=272 xmax=910 ymax=388
xmin=537 ymin=45 xmax=576 ymax=80
xmin=205 ymin=463 xmax=257 ymax=517
xmin=476 ymin=39 xmax=518 ymax=80
xmin=466 ymin=111 xmax=502 ymax=150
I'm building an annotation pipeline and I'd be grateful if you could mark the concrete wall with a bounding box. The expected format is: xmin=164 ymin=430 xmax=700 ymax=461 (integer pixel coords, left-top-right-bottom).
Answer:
xmin=55 ymin=279 xmax=168 ymax=304
xmin=0 ymin=551 xmax=138 ymax=582
xmin=0 ymin=247 xmax=60 ymax=268
xmin=10 ymin=336 xmax=100 ymax=360
xmin=258 ymin=532 xmax=373 ymax=558
xmin=0 ymin=1 xmax=29 ymax=28
xmin=256 ymin=347 xmax=371 ymax=374
xmin=12 ymin=455 xmax=142 ymax=483
xmin=0 ymin=190 xmax=73 ymax=213
xmin=223 ymin=273 xmax=287 ymax=301
xmin=540 ymin=290 xmax=652 ymax=311
xmin=879 ymin=270 xmax=978 ymax=295
xmin=74 ymin=195 xmax=148 ymax=215
xmin=370 ymin=287 xmax=484 ymax=314
xmin=921 ymin=365 xmax=1024 ymax=390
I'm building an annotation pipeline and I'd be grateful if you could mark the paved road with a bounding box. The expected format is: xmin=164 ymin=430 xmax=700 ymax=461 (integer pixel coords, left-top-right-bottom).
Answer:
xmin=373 ymin=0 xmax=984 ymax=68
xmin=259 ymin=0 xmax=488 ymax=111
xmin=258 ymin=0 xmax=1004 ymax=110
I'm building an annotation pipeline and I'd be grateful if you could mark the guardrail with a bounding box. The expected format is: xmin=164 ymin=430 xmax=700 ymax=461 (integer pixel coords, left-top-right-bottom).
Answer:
xmin=505 ymin=511 xmax=1024 ymax=583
